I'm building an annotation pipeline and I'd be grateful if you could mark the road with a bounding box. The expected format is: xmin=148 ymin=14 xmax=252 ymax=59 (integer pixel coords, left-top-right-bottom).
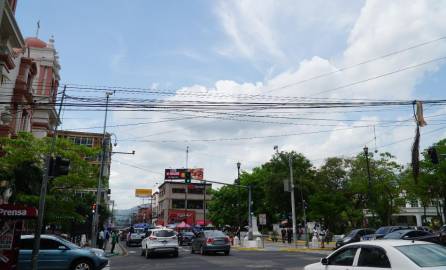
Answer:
xmin=109 ymin=244 xmax=324 ymax=270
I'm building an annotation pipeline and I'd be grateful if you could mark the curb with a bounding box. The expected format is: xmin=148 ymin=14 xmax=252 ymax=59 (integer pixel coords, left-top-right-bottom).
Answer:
xmin=233 ymin=246 xmax=333 ymax=254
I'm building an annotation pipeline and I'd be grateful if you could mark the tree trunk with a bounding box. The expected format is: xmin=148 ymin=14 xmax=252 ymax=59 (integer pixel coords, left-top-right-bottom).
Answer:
xmin=442 ymin=197 xmax=446 ymax=225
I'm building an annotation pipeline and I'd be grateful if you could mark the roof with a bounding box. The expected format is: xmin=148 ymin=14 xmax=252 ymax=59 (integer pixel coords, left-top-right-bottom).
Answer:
xmin=344 ymin=239 xmax=433 ymax=248
xmin=25 ymin=37 xmax=47 ymax=48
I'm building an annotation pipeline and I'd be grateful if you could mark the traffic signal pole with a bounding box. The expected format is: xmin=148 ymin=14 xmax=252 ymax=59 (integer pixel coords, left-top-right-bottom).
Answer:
xmin=288 ymin=156 xmax=297 ymax=247
xmin=31 ymin=86 xmax=66 ymax=270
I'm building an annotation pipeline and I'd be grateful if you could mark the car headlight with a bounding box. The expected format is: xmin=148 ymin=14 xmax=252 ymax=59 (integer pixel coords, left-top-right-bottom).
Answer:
xmin=91 ymin=249 xmax=105 ymax=257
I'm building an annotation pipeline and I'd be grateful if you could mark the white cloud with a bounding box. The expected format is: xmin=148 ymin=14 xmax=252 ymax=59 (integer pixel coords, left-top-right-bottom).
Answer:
xmin=106 ymin=0 xmax=446 ymax=209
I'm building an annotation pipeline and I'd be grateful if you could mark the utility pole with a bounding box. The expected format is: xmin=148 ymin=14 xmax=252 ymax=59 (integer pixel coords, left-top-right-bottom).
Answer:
xmin=185 ymin=146 xmax=189 ymax=224
xmin=288 ymin=155 xmax=297 ymax=247
xmin=237 ymin=162 xmax=241 ymax=232
xmin=364 ymin=146 xmax=372 ymax=211
xmin=203 ymin=180 xmax=206 ymax=227
xmin=31 ymin=85 xmax=66 ymax=270
xmin=248 ymin=184 xmax=253 ymax=240
xmin=299 ymin=177 xmax=308 ymax=247
xmin=91 ymin=91 xmax=113 ymax=247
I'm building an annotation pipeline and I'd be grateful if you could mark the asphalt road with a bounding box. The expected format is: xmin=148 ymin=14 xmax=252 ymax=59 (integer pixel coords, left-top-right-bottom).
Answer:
xmin=109 ymin=244 xmax=324 ymax=270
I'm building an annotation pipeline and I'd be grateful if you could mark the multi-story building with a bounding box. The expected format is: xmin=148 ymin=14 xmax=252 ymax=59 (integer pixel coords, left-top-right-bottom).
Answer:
xmin=158 ymin=181 xmax=212 ymax=226
xmin=151 ymin=191 xmax=159 ymax=225
xmin=135 ymin=203 xmax=152 ymax=223
xmin=57 ymin=131 xmax=113 ymax=207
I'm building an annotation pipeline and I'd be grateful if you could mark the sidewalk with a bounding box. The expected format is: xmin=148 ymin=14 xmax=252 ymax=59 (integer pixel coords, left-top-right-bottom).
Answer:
xmin=234 ymin=239 xmax=335 ymax=255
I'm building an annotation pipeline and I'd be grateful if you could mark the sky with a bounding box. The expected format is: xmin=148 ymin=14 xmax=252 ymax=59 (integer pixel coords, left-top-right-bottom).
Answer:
xmin=15 ymin=0 xmax=446 ymax=209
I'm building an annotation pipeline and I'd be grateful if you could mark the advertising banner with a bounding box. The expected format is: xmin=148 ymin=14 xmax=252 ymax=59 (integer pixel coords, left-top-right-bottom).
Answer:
xmin=164 ymin=168 xmax=204 ymax=180
xmin=135 ymin=189 xmax=152 ymax=198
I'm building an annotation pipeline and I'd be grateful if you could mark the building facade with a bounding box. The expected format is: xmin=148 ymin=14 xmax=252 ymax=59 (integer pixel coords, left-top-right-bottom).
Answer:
xmin=158 ymin=181 xmax=212 ymax=226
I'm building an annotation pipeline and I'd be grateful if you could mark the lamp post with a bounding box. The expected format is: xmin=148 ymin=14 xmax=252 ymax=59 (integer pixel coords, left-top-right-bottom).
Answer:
xmin=363 ymin=146 xmax=372 ymax=213
xmin=236 ymin=162 xmax=241 ymax=232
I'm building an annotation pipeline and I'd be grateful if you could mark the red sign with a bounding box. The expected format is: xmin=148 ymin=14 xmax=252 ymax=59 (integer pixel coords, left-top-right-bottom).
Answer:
xmin=168 ymin=210 xmax=196 ymax=225
xmin=0 ymin=205 xmax=38 ymax=219
xmin=165 ymin=169 xmax=204 ymax=180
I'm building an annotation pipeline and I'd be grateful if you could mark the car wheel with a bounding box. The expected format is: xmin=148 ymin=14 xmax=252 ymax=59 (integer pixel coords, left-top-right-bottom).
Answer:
xmin=145 ymin=248 xmax=151 ymax=259
xmin=71 ymin=259 xmax=93 ymax=270
xmin=173 ymin=251 xmax=179 ymax=258
xmin=224 ymin=250 xmax=230 ymax=256
xmin=200 ymin=245 xmax=206 ymax=256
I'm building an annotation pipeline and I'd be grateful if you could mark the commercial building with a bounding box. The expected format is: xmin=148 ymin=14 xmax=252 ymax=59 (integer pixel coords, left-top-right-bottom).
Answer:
xmin=157 ymin=181 xmax=212 ymax=226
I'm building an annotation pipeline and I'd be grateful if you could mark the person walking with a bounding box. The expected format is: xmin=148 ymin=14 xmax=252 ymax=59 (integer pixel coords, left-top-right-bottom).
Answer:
xmin=287 ymin=228 xmax=292 ymax=244
xmin=320 ymin=226 xmax=326 ymax=248
xmin=281 ymin=229 xmax=286 ymax=243
xmin=111 ymin=231 xmax=118 ymax=254
xmin=97 ymin=229 xmax=105 ymax=250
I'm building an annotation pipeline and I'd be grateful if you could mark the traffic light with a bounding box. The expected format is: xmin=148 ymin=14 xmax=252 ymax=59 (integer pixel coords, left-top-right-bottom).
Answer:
xmin=184 ymin=171 xmax=191 ymax=184
xmin=428 ymin=147 xmax=439 ymax=164
xmin=49 ymin=156 xmax=71 ymax=177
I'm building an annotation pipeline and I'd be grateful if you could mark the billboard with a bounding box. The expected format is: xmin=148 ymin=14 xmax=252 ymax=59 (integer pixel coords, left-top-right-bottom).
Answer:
xmin=135 ymin=189 xmax=152 ymax=198
xmin=164 ymin=168 xmax=204 ymax=180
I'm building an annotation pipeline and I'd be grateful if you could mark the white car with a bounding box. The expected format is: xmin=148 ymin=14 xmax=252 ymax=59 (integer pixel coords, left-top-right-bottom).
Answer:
xmin=304 ymin=240 xmax=446 ymax=270
xmin=141 ymin=228 xmax=179 ymax=258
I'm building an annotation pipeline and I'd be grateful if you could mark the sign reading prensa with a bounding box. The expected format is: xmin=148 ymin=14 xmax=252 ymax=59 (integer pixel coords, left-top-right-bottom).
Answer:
xmin=0 ymin=205 xmax=38 ymax=219
xmin=164 ymin=168 xmax=203 ymax=180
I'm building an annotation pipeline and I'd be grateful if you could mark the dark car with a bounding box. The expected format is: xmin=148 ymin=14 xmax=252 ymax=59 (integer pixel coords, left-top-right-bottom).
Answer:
xmin=362 ymin=226 xmax=410 ymax=240
xmin=336 ymin=228 xmax=375 ymax=249
xmin=383 ymin=229 xmax=433 ymax=239
xmin=178 ymin=231 xmax=195 ymax=246
xmin=18 ymin=235 xmax=108 ymax=270
xmin=191 ymin=230 xmax=230 ymax=256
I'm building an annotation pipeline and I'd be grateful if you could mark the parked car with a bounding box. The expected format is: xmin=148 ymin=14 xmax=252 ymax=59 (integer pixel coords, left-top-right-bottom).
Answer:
xmin=126 ymin=227 xmax=146 ymax=247
xmin=362 ymin=226 xmax=410 ymax=240
xmin=178 ymin=231 xmax=195 ymax=246
xmin=335 ymin=228 xmax=375 ymax=249
xmin=191 ymin=230 xmax=230 ymax=256
xmin=304 ymin=240 xmax=446 ymax=270
xmin=18 ymin=234 xmax=108 ymax=270
xmin=383 ymin=229 xmax=433 ymax=240
xmin=141 ymin=228 xmax=179 ymax=258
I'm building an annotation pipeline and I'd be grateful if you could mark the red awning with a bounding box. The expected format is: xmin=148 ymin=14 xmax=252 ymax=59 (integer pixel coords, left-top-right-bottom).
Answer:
xmin=177 ymin=221 xmax=191 ymax=228
xmin=0 ymin=204 xmax=38 ymax=219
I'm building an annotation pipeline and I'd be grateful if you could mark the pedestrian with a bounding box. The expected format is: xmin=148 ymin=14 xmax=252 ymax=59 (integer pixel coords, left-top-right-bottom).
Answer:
xmin=287 ymin=228 xmax=292 ymax=244
xmin=111 ymin=231 xmax=118 ymax=254
xmin=104 ymin=229 xmax=110 ymax=250
xmin=97 ymin=229 xmax=105 ymax=250
xmin=281 ymin=229 xmax=286 ymax=243
xmin=320 ymin=226 xmax=326 ymax=248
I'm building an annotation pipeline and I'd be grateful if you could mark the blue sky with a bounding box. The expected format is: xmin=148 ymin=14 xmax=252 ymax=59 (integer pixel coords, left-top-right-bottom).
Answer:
xmin=15 ymin=1 xmax=446 ymax=209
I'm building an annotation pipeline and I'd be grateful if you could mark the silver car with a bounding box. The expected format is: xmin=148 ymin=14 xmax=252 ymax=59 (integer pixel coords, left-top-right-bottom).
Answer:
xmin=141 ymin=229 xmax=179 ymax=258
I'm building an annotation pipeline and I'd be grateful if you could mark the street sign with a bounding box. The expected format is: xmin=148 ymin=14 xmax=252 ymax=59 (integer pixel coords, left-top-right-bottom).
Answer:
xmin=164 ymin=168 xmax=204 ymax=180
xmin=135 ymin=189 xmax=152 ymax=198
xmin=259 ymin=214 xmax=267 ymax=225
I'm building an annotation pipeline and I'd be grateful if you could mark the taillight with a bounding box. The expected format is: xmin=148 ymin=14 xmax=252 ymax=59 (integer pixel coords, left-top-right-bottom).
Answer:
xmin=149 ymin=236 xmax=157 ymax=240
xmin=224 ymin=237 xmax=230 ymax=243
xmin=206 ymin=238 xmax=214 ymax=244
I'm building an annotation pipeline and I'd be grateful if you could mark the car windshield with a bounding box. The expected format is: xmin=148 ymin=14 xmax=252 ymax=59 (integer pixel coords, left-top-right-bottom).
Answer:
xmin=346 ymin=229 xmax=360 ymax=237
xmin=134 ymin=228 xmax=145 ymax=234
xmin=154 ymin=230 xmax=175 ymax=237
xmin=205 ymin=231 xmax=226 ymax=237
xmin=396 ymin=244 xmax=446 ymax=267
xmin=375 ymin=227 xmax=391 ymax=234
xmin=383 ymin=230 xmax=406 ymax=239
